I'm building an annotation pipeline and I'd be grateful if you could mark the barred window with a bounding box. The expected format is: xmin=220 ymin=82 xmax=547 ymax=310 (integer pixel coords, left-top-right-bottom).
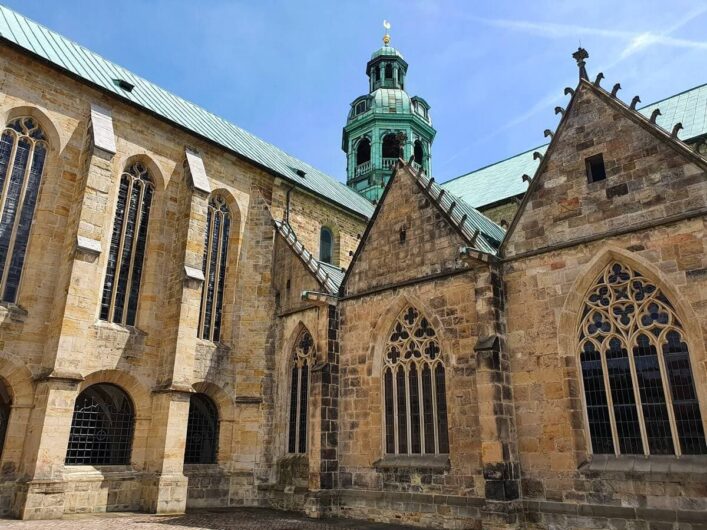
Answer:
xmin=184 ymin=393 xmax=219 ymax=464
xmin=384 ymin=306 xmax=449 ymax=455
xmin=65 ymin=384 xmax=134 ymax=465
xmin=288 ymin=328 xmax=315 ymax=453
xmin=100 ymin=163 xmax=153 ymax=326
xmin=0 ymin=379 xmax=10 ymax=458
xmin=198 ymin=194 xmax=231 ymax=342
xmin=0 ymin=117 xmax=48 ymax=303
xmin=578 ymin=262 xmax=707 ymax=456
xmin=319 ymin=227 xmax=333 ymax=264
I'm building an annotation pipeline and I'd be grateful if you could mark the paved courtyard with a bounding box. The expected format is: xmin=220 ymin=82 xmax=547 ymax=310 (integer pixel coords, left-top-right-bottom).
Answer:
xmin=0 ymin=508 xmax=420 ymax=530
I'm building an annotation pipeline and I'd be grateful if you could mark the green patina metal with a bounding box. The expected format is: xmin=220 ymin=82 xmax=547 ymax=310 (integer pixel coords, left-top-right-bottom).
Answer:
xmin=342 ymin=36 xmax=436 ymax=203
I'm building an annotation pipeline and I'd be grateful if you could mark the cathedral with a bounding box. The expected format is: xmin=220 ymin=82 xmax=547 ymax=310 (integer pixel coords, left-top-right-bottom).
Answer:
xmin=0 ymin=5 xmax=706 ymax=529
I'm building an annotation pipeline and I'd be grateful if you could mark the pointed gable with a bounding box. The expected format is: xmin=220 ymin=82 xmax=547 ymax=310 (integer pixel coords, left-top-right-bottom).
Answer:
xmin=503 ymin=79 xmax=707 ymax=258
xmin=342 ymin=163 xmax=503 ymax=297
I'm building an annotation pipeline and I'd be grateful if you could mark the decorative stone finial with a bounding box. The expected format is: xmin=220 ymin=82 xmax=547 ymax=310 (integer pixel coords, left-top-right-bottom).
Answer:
xmin=630 ymin=96 xmax=641 ymax=110
xmin=572 ymin=47 xmax=589 ymax=80
xmin=383 ymin=20 xmax=391 ymax=45
xmin=593 ymin=72 xmax=604 ymax=87
xmin=671 ymin=122 xmax=683 ymax=138
xmin=611 ymin=83 xmax=622 ymax=97
xmin=649 ymin=109 xmax=661 ymax=124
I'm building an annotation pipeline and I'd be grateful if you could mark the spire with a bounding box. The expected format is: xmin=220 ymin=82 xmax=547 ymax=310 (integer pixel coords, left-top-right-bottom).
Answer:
xmin=383 ymin=20 xmax=391 ymax=46
xmin=572 ymin=47 xmax=589 ymax=81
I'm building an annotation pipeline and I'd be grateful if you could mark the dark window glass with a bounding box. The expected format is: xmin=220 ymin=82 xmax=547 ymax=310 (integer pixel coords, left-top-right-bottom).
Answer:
xmin=580 ymin=342 xmax=614 ymax=454
xmin=586 ymin=153 xmax=606 ymax=183
xmin=385 ymin=63 xmax=393 ymax=79
xmin=100 ymin=163 xmax=153 ymax=326
xmin=422 ymin=364 xmax=435 ymax=454
xmin=395 ymin=366 xmax=408 ymax=454
xmin=384 ymin=368 xmax=395 ymax=454
xmin=0 ymin=118 xmax=47 ymax=303
xmin=409 ymin=364 xmax=421 ymax=453
xmin=319 ymin=227 xmax=333 ymax=264
xmin=65 ymin=384 xmax=134 ymax=465
xmin=288 ymin=329 xmax=315 ymax=453
xmin=198 ymin=194 xmax=230 ymax=341
xmin=606 ymin=338 xmax=643 ymax=454
xmin=287 ymin=363 xmax=299 ymax=454
xmin=435 ymin=364 xmax=449 ymax=453
xmin=184 ymin=393 xmax=219 ymax=464
xmin=356 ymin=138 xmax=371 ymax=165
xmin=413 ymin=140 xmax=423 ymax=165
xmin=0 ymin=379 xmax=10 ymax=458
xmin=663 ymin=331 xmax=707 ymax=454
xmin=382 ymin=134 xmax=399 ymax=159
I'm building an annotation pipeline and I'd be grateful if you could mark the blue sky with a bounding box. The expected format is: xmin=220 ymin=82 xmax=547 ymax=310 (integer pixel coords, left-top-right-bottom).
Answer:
xmin=5 ymin=0 xmax=707 ymax=183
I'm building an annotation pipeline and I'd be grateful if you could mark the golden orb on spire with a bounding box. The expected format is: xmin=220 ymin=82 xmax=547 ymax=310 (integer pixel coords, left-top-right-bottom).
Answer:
xmin=383 ymin=19 xmax=391 ymax=46
xmin=383 ymin=34 xmax=390 ymax=45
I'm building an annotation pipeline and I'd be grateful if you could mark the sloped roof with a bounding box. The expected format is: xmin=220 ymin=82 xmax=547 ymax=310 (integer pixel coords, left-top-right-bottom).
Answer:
xmin=273 ymin=220 xmax=342 ymax=294
xmin=442 ymin=82 xmax=707 ymax=209
xmin=0 ymin=5 xmax=374 ymax=219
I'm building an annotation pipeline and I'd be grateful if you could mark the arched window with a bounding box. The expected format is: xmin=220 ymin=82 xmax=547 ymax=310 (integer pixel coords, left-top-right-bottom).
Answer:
xmin=100 ymin=163 xmax=154 ymax=326
xmin=414 ymin=140 xmax=424 ymax=165
xmin=65 ymin=384 xmax=134 ymax=465
xmin=382 ymin=134 xmax=400 ymax=159
xmin=0 ymin=117 xmax=48 ymax=303
xmin=385 ymin=63 xmax=393 ymax=79
xmin=288 ymin=328 xmax=316 ymax=453
xmin=384 ymin=306 xmax=449 ymax=455
xmin=356 ymin=138 xmax=371 ymax=166
xmin=198 ymin=194 xmax=231 ymax=342
xmin=578 ymin=262 xmax=707 ymax=456
xmin=319 ymin=226 xmax=333 ymax=264
xmin=0 ymin=379 xmax=10 ymax=458
xmin=184 ymin=393 xmax=219 ymax=464
xmin=355 ymin=100 xmax=367 ymax=115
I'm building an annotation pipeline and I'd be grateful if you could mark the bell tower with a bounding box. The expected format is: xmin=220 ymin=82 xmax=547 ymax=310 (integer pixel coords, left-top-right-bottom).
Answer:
xmin=342 ymin=24 xmax=436 ymax=203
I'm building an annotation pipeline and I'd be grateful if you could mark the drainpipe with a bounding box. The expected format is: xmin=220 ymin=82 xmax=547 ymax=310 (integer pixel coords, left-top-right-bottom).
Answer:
xmin=284 ymin=185 xmax=294 ymax=223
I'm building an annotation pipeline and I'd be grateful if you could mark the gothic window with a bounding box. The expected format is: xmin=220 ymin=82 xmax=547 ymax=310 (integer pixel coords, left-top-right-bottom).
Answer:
xmin=198 ymin=194 xmax=231 ymax=342
xmin=578 ymin=262 xmax=707 ymax=456
xmin=184 ymin=393 xmax=219 ymax=464
xmin=385 ymin=63 xmax=393 ymax=79
xmin=0 ymin=117 xmax=48 ymax=303
xmin=319 ymin=227 xmax=333 ymax=264
xmin=288 ymin=328 xmax=316 ymax=453
xmin=100 ymin=162 xmax=154 ymax=326
xmin=65 ymin=384 xmax=134 ymax=465
xmin=414 ymin=140 xmax=424 ymax=165
xmin=384 ymin=306 xmax=449 ymax=455
xmin=382 ymin=134 xmax=400 ymax=159
xmin=0 ymin=379 xmax=10 ymax=458
xmin=356 ymin=138 xmax=371 ymax=166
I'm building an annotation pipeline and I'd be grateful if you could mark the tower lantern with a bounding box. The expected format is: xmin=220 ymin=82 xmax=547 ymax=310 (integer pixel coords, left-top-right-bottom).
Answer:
xmin=342 ymin=22 xmax=436 ymax=203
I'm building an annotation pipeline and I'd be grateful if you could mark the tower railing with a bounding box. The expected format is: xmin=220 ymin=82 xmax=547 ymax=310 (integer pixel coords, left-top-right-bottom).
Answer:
xmin=382 ymin=158 xmax=398 ymax=170
xmin=355 ymin=160 xmax=372 ymax=176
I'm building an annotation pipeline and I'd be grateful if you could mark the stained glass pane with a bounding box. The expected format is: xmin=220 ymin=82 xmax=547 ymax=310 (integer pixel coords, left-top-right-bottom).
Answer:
xmin=126 ymin=184 xmax=152 ymax=326
xmin=298 ymin=365 xmax=309 ymax=453
xmin=384 ymin=368 xmax=395 ymax=454
xmin=422 ymin=364 xmax=435 ymax=454
xmin=663 ymin=331 xmax=707 ymax=455
xmin=396 ymin=366 xmax=407 ymax=454
xmin=435 ymin=364 xmax=449 ymax=453
xmin=288 ymin=366 xmax=299 ymax=454
xmin=633 ymin=335 xmax=673 ymax=455
xmin=606 ymin=338 xmax=643 ymax=454
xmin=580 ymin=342 xmax=614 ymax=454
xmin=0 ymin=138 xmax=30 ymax=281
xmin=100 ymin=175 xmax=129 ymax=320
xmin=213 ymin=214 xmax=230 ymax=342
xmin=408 ymin=364 xmax=421 ymax=453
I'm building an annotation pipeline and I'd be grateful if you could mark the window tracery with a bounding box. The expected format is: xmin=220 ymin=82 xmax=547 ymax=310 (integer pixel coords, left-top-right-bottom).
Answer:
xmin=578 ymin=262 xmax=706 ymax=456
xmin=288 ymin=328 xmax=316 ymax=453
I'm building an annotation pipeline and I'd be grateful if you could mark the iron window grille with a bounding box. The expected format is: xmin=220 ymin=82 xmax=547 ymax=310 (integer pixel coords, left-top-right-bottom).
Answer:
xmin=184 ymin=393 xmax=219 ymax=464
xmin=100 ymin=163 xmax=154 ymax=326
xmin=578 ymin=262 xmax=707 ymax=456
xmin=0 ymin=117 xmax=48 ymax=303
xmin=65 ymin=384 xmax=135 ymax=465
xmin=384 ymin=306 xmax=449 ymax=455
xmin=288 ymin=328 xmax=316 ymax=453
xmin=198 ymin=194 xmax=231 ymax=342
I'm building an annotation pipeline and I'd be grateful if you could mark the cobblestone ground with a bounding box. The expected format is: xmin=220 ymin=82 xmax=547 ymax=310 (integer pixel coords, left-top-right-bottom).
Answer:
xmin=0 ymin=509 xmax=420 ymax=529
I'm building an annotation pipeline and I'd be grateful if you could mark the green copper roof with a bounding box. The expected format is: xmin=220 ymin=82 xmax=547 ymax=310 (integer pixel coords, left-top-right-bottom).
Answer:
xmin=0 ymin=5 xmax=374 ymax=219
xmin=442 ymin=82 xmax=707 ymax=209
xmin=371 ymin=45 xmax=403 ymax=60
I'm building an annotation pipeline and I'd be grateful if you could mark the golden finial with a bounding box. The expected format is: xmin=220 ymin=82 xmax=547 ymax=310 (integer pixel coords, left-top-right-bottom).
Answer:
xmin=383 ymin=20 xmax=391 ymax=45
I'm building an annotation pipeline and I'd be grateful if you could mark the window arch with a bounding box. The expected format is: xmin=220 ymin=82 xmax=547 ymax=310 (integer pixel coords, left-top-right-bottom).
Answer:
xmin=382 ymin=134 xmax=400 ymax=159
xmin=319 ymin=226 xmax=333 ymax=264
xmin=414 ymin=140 xmax=424 ymax=165
xmin=356 ymin=138 xmax=371 ymax=166
xmin=184 ymin=393 xmax=219 ymax=464
xmin=288 ymin=327 xmax=315 ymax=453
xmin=578 ymin=262 xmax=707 ymax=456
xmin=0 ymin=117 xmax=48 ymax=303
xmin=198 ymin=194 xmax=231 ymax=342
xmin=384 ymin=306 xmax=449 ymax=455
xmin=0 ymin=379 xmax=10 ymax=458
xmin=100 ymin=162 xmax=154 ymax=326
xmin=65 ymin=383 xmax=135 ymax=465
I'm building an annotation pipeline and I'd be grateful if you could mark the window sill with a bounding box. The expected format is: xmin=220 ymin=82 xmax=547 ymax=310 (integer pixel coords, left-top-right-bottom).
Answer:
xmin=63 ymin=465 xmax=137 ymax=480
xmin=196 ymin=338 xmax=231 ymax=351
xmin=92 ymin=320 xmax=146 ymax=337
xmin=578 ymin=455 xmax=707 ymax=477
xmin=373 ymin=454 xmax=450 ymax=471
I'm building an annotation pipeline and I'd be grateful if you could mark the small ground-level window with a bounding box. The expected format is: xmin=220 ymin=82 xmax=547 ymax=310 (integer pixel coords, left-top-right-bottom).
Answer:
xmin=288 ymin=328 xmax=316 ymax=453
xmin=184 ymin=393 xmax=219 ymax=464
xmin=65 ymin=384 xmax=134 ymax=465
xmin=578 ymin=262 xmax=707 ymax=456
xmin=586 ymin=153 xmax=606 ymax=183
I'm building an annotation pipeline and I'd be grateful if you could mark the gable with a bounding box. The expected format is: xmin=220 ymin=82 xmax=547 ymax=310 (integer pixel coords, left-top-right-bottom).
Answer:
xmin=342 ymin=166 xmax=474 ymax=296
xmin=503 ymin=81 xmax=707 ymax=258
